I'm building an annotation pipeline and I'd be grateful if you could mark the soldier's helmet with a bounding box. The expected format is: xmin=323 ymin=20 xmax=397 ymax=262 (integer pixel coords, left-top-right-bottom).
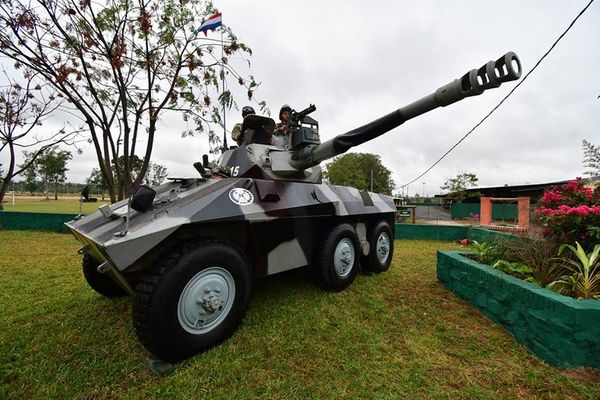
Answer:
xmin=242 ymin=106 xmax=255 ymax=117
xmin=279 ymin=104 xmax=292 ymax=120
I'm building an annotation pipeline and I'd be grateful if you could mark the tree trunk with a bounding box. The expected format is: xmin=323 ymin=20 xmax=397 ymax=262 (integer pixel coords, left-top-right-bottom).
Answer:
xmin=0 ymin=182 xmax=8 ymax=211
xmin=0 ymin=141 xmax=17 ymax=211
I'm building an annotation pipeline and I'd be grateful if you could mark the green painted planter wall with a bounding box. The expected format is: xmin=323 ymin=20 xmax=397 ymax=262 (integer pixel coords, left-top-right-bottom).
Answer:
xmin=467 ymin=227 xmax=516 ymax=243
xmin=395 ymin=223 xmax=514 ymax=243
xmin=394 ymin=224 xmax=469 ymax=241
xmin=437 ymin=250 xmax=600 ymax=369
xmin=0 ymin=211 xmax=76 ymax=233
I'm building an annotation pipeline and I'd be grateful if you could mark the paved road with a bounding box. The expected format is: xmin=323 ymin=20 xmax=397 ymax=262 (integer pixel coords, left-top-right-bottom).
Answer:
xmin=415 ymin=205 xmax=452 ymax=221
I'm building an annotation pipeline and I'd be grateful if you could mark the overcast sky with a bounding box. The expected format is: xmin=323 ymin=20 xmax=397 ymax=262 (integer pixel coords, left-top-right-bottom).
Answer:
xmin=2 ymin=0 xmax=599 ymax=197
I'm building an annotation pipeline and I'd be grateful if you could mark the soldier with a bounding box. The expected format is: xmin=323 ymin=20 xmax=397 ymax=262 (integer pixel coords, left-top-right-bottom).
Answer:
xmin=274 ymin=104 xmax=292 ymax=136
xmin=231 ymin=106 xmax=255 ymax=145
xmin=272 ymin=104 xmax=292 ymax=148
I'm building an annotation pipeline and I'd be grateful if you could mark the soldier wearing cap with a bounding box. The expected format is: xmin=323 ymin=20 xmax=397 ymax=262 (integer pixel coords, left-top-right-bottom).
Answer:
xmin=231 ymin=106 xmax=255 ymax=145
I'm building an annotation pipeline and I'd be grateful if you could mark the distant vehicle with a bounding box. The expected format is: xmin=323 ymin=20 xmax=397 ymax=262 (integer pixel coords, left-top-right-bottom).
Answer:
xmin=66 ymin=52 xmax=521 ymax=362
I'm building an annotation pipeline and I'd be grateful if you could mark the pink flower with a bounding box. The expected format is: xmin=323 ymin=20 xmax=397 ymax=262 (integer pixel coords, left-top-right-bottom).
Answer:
xmin=535 ymin=207 xmax=557 ymax=216
xmin=566 ymin=205 xmax=592 ymax=216
xmin=541 ymin=190 xmax=562 ymax=203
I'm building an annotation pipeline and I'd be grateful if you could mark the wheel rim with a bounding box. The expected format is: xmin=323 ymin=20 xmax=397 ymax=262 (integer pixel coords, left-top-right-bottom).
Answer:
xmin=333 ymin=238 xmax=355 ymax=278
xmin=375 ymin=232 xmax=391 ymax=264
xmin=177 ymin=267 xmax=236 ymax=335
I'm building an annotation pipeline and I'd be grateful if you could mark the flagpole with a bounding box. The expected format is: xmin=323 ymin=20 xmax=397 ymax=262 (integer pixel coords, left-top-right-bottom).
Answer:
xmin=196 ymin=12 xmax=225 ymax=155
xmin=220 ymin=28 xmax=228 ymax=152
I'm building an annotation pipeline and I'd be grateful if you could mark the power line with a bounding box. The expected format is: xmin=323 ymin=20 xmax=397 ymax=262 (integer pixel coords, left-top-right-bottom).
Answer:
xmin=401 ymin=0 xmax=595 ymax=190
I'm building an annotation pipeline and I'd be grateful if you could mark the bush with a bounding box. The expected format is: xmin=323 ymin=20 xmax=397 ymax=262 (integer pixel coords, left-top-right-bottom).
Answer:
xmin=468 ymin=237 xmax=599 ymax=300
xmin=498 ymin=232 xmax=562 ymax=286
xmin=535 ymin=178 xmax=600 ymax=251
xmin=469 ymin=232 xmax=561 ymax=287
xmin=469 ymin=240 xmax=505 ymax=265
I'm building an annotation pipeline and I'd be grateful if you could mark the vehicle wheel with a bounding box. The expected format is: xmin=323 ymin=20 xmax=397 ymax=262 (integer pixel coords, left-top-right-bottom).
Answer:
xmin=82 ymin=254 xmax=127 ymax=298
xmin=314 ymin=223 xmax=360 ymax=292
xmin=361 ymin=221 xmax=394 ymax=273
xmin=133 ymin=240 xmax=252 ymax=362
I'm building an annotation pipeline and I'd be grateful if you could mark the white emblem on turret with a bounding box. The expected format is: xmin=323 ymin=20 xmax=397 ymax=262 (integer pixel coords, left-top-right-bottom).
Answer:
xmin=229 ymin=188 xmax=254 ymax=206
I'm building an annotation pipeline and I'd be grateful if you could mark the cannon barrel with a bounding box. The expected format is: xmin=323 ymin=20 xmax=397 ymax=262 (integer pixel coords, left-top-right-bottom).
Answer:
xmin=290 ymin=52 xmax=522 ymax=169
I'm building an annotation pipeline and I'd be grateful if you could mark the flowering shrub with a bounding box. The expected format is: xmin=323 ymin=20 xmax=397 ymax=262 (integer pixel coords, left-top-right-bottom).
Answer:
xmin=535 ymin=178 xmax=600 ymax=251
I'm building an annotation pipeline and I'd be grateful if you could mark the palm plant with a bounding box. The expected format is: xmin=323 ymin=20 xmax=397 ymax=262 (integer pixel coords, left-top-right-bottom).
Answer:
xmin=548 ymin=242 xmax=600 ymax=299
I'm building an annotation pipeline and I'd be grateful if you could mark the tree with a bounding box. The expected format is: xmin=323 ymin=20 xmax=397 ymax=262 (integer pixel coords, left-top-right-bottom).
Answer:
xmin=88 ymin=156 xmax=167 ymax=196
xmin=583 ymin=140 xmax=600 ymax=178
xmin=36 ymin=147 xmax=72 ymax=200
xmin=440 ymin=172 xmax=479 ymax=202
xmin=87 ymin=156 xmax=168 ymax=198
xmin=19 ymin=152 xmax=39 ymax=195
xmin=87 ymin=167 xmax=106 ymax=198
xmin=0 ymin=70 xmax=81 ymax=209
xmin=0 ymin=0 xmax=262 ymax=203
xmin=323 ymin=153 xmax=395 ymax=195
xmin=144 ymin=163 xmax=168 ymax=187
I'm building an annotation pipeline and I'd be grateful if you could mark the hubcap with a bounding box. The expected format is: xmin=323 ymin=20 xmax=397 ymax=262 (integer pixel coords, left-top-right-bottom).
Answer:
xmin=333 ymin=238 xmax=355 ymax=278
xmin=375 ymin=232 xmax=391 ymax=264
xmin=177 ymin=267 xmax=235 ymax=334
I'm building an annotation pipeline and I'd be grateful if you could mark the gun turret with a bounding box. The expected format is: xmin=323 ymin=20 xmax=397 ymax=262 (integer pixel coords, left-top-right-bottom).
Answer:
xmin=214 ymin=52 xmax=521 ymax=183
xmin=289 ymin=52 xmax=521 ymax=169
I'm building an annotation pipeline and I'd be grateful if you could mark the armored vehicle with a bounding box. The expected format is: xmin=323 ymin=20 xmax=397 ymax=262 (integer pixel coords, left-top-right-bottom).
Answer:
xmin=67 ymin=52 xmax=521 ymax=362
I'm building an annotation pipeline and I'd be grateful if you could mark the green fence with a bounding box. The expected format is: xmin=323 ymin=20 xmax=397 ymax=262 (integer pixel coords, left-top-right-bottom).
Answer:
xmin=450 ymin=203 xmax=519 ymax=220
xmin=2 ymin=212 xmax=515 ymax=242
xmin=0 ymin=211 xmax=77 ymax=233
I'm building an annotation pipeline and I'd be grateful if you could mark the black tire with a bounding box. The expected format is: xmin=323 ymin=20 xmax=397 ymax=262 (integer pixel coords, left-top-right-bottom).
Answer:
xmin=361 ymin=221 xmax=394 ymax=273
xmin=133 ymin=240 xmax=252 ymax=362
xmin=314 ymin=223 xmax=360 ymax=292
xmin=82 ymin=254 xmax=127 ymax=298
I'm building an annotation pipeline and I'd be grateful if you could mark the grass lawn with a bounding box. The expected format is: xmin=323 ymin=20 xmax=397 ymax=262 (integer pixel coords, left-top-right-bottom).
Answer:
xmin=1 ymin=197 xmax=108 ymax=214
xmin=1 ymin=231 xmax=599 ymax=399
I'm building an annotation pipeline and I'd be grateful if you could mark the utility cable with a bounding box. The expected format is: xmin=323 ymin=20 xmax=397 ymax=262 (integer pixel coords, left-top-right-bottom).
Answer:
xmin=401 ymin=0 xmax=595 ymax=190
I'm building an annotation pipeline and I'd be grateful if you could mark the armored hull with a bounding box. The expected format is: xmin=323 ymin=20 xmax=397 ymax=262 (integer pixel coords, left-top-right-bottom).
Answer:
xmin=67 ymin=176 xmax=395 ymax=278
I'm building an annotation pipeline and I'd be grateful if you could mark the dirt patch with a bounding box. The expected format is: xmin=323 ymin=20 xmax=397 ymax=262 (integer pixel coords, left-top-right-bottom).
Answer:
xmin=7 ymin=195 xmax=82 ymax=201
xmin=560 ymin=367 xmax=600 ymax=384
